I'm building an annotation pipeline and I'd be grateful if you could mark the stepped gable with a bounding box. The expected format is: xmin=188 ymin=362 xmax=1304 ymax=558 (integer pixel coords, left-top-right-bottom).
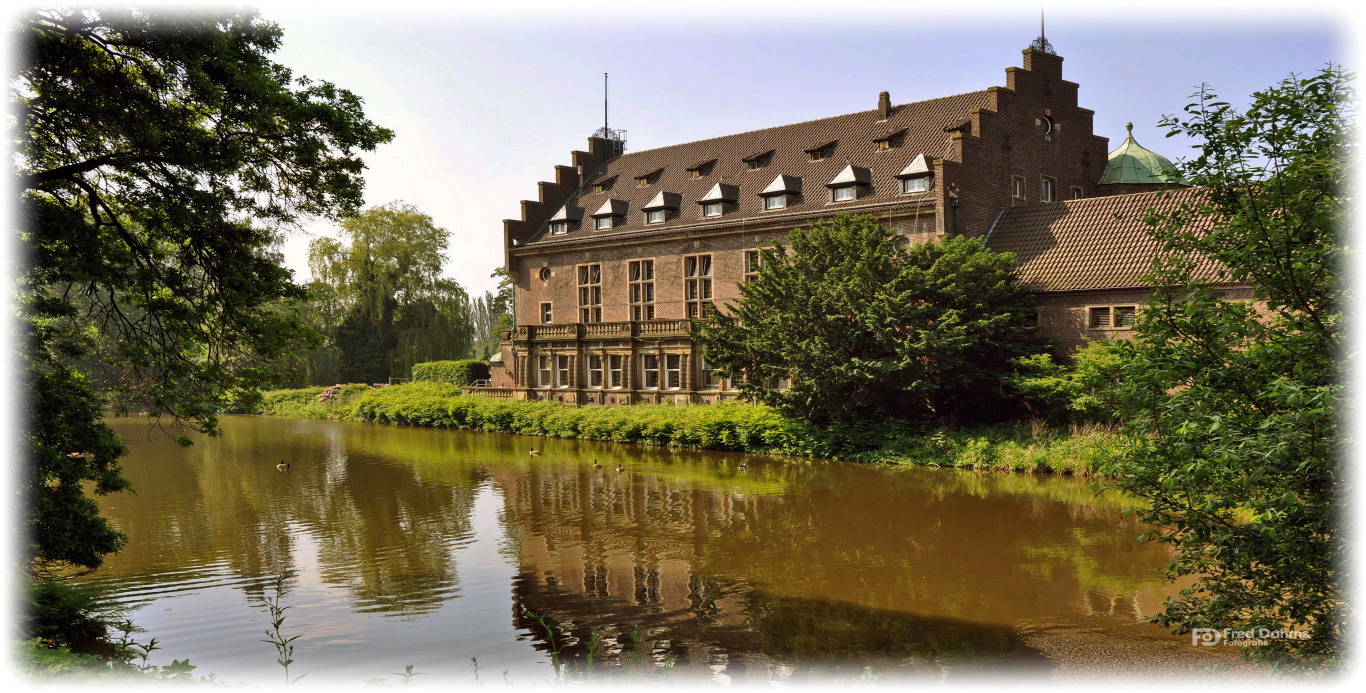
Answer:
xmin=525 ymin=89 xmax=993 ymax=244
xmin=987 ymin=188 xmax=1224 ymax=292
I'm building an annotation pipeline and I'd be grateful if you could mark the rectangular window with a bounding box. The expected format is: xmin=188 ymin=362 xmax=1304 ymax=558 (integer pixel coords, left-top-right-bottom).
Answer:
xmin=550 ymin=222 xmax=569 ymax=235
xmin=876 ymin=140 xmax=891 ymax=151
xmin=1070 ymin=186 xmax=1084 ymax=200
xmin=577 ymin=264 xmax=602 ymax=323
xmin=537 ymin=355 xmax=552 ymax=388
xmin=832 ymin=186 xmax=856 ymax=202
xmin=585 ymin=354 xmax=603 ymax=388
xmin=684 ymin=254 xmax=713 ymax=319
xmin=698 ymin=355 xmax=721 ymax=390
xmin=702 ymin=202 xmax=723 ymax=217
xmin=1088 ymin=305 xmax=1137 ymax=329
xmin=540 ymin=302 xmax=553 ymax=324
xmin=555 ymin=355 xmax=572 ymax=388
xmin=901 ymin=177 xmax=929 ymax=194
xmin=664 ymin=354 xmax=682 ymax=390
xmin=607 ymin=355 xmax=624 ymax=389
xmin=646 ymin=209 xmax=666 ymax=224
xmin=594 ymin=216 xmax=614 ymax=230
xmin=743 ymin=250 xmax=764 ymax=282
xmin=640 ymin=354 xmax=660 ymax=390
xmin=690 ymin=169 xmax=702 ymax=179
xmin=1012 ymin=176 xmax=1026 ymax=200
xmin=1041 ymin=178 xmax=1056 ymax=203
xmin=629 ymin=259 xmax=655 ymax=321
xmin=763 ymin=195 xmax=787 ymax=210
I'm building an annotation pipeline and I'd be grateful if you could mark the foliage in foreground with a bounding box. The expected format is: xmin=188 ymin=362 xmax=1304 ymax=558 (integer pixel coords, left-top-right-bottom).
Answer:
xmin=696 ymin=214 xmax=1038 ymax=424
xmin=17 ymin=7 xmax=391 ymax=573
xmin=1007 ymin=339 xmax=1128 ymax=424
xmin=1109 ymin=67 xmax=1349 ymax=670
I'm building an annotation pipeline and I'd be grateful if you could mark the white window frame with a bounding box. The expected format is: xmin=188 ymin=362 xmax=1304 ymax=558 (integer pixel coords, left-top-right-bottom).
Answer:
xmin=540 ymin=302 xmax=553 ymax=324
xmin=702 ymin=202 xmax=724 ymax=217
xmin=1012 ymin=176 xmax=1026 ymax=200
xmin=629 ymin=259 xmax=655 ymax=321
xmin=743 ymin=249 xmax=764 ymax=283
xmin=645 ymin=209 xmax=666 ymax=224
xmin=555 ymin=355 xmax=572 ymax=388
xmin=684 ymin=254 xmax=713 ymax=319
xmin=549 ymin=221 xmax=569 ymax=235
xmin=594 ymin=216 xmax=614 ymax=230
xmin=640 ymin=354 xmax=661 ymax=390
xmin=1041 ymin=177 xmax=1056 ymax=203
xmin=664 ymin=354 xmax=683 ymax=390
xmin=607 ymin=355 xmax=624 ymax=389
xmin=831 ymin=186 xmax=857 ymax=202
xmin=900 ymin=176 xmax=930 ymax=194
xmin=585 ymin=354 xmax=603 ymax=388
xmin=763 ymin=195 xmax=787 ymax=210
xmin=537 ymin=355 xmax=552 ymax=388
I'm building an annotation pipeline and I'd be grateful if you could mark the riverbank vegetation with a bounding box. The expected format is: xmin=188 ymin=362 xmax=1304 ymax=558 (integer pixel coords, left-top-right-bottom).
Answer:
xmin=242 ymin=381 xmax=1122 ymax=475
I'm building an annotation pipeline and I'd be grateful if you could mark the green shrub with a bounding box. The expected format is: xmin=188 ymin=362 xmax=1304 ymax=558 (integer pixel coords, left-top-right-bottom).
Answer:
xmin=21 ymin=578 xmax=130 ymax=654
xmin=411 ymin=359 xmax=490 ymax=385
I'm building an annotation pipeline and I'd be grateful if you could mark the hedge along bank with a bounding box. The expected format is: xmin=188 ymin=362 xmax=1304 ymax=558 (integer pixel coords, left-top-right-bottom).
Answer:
xmin=254 ymin=382 xmax=1121 ymax=474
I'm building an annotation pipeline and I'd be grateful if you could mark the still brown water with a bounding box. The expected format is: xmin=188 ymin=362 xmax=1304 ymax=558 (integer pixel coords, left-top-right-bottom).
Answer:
xmin=82 ymin=415 xmax=1214 ymax=685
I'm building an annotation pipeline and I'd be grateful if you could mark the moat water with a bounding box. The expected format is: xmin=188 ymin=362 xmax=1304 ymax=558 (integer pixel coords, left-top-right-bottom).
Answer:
xmin=80 ymin=415 xmax=1234 ymax=685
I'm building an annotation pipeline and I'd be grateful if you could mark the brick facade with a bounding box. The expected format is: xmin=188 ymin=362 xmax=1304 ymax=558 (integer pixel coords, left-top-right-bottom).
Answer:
xmin=476 ymin=46 xmax=1213 ymax=404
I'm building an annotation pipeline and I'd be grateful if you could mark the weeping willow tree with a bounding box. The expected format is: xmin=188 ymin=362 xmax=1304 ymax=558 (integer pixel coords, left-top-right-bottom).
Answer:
xmin=305 ymin=202 xmax=473 ymax=384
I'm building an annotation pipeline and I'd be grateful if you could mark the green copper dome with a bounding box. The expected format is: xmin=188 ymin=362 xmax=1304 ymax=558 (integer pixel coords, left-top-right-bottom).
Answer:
xmin=1098 ymin=123 xmax=1183 ymax=185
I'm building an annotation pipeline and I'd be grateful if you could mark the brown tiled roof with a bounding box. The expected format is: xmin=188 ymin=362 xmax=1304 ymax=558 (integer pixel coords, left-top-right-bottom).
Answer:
xmin=526 ymin=90 xmax=992 ymax=244
xmin=986 ymin=188 xmax=1227 ymax=291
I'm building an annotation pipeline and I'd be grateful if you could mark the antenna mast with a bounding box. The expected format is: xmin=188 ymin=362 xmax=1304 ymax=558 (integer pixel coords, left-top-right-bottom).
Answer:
xmin=591 ymin=72 xmax=626 ymax=154
xmin=1030 ymin=5 xmax=1056 ymax=55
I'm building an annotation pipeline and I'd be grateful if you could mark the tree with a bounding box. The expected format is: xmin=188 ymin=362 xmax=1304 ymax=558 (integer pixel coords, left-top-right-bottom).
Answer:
xmin=695 ymin=214 xmax=1038 ymax=425
xmin=1007 ymin=340 xmax=1127 ymax=424
xmin=1110 ymin=68 xmax=1349 ymax=670
xmin=305 ymin=202 xmax=473 ymax=384
xmin=16 ymin=8 xmax=393 ymax=573
xmin=468 ymin=268 xmax=515 ymax=360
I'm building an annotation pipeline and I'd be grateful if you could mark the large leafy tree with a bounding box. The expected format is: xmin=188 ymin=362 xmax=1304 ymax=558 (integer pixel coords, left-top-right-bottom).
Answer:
xmin=1111 ymin=68 xmax=1349 ymax=670
xmin=16 ymin=8 xmax=393 ymax=573
xmin=696 ymin=214 xmax=1037 ymax=424
xmin=305 ymin=202 xmax=473 ymax=384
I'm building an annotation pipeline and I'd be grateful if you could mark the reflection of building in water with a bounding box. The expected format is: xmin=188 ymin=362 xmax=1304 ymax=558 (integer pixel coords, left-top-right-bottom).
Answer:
xmin=490 ymin=465 xmax=1157 ymax=682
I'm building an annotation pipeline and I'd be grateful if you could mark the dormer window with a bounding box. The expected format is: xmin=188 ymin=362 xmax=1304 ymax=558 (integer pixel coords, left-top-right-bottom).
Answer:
xmin=874 ymin=128 xmax=907 ymax=151
xmin=687 ymin=159 xmax=716 ymax=179
xmin=900 ymin=177 xmax=930 ymax=194
xmin=589 ymin=175 xmax=617 ymax=194
xmin=642 ymin=191 xmax=680 ymax=225
xmin=826 ymin=164 xmax=870 ymax=203
xmin=546 ymin=204 xmax=583 ymax=235
xmin=760 ymin=174 xmax=801 ymax=211
xmin=896 ymin=154 xmax=933 ymax=195
xmin=591 ymin=198 xmax=627 ymax=230
xmin=743 ymin=150 xmax=775 ymax=170
xmin=697 ymin=182 xmax=738 ymax=219
xmin=805 ymin=140 xmax=837 ymax=161
xmin=634 ymin=168 xmax=664 ymax=187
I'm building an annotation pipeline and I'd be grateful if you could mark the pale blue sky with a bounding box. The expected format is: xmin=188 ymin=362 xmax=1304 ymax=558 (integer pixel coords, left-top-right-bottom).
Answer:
xmin=262 ymin=1 xmax=1351 ymax=298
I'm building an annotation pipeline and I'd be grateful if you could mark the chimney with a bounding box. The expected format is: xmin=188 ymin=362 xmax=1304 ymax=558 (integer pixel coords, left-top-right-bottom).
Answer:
xmin=878 ymin=91 xmax=891 ymax=120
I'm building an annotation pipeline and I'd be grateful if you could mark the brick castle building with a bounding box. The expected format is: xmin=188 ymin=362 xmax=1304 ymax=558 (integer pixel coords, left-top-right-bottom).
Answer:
xmin=478 ymin=40 xmax=1232 ymax=404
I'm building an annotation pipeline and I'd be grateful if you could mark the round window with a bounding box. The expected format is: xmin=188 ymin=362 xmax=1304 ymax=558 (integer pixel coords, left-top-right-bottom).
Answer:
xmin=1040 ymin=115 xmax=1055 ymax=134
xmin=538 ymin=267 xmax=551 ymax=281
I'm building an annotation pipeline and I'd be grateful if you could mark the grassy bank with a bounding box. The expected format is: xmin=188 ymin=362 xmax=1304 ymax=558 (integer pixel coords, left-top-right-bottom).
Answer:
xmin=245 ymin=382 xmax=1123 ymax=475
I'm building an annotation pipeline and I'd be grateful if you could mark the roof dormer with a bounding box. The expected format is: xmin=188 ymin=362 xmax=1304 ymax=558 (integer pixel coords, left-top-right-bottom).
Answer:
xmin=642 ymin=191 xmax=681 ymax=224
xmin=826 ymin=164 xmax=871 ymax=202
xmin=590 ymin=198 xmax=628 ymax=230
xmin=634 ymin=167 xmax=664 ymax=187
xmin=759 ymin=174 xmax=801 ymax=210
xmin=873 ymin=128 xmax=907 ymax=151
xmin=743 ymin=149 xmax=775 ymax=170
xmin=686 ymin=159 xmax=717 ymax=178
xmin=805 ymin=140 xmax=837 ymax=161
xmin=698 ymin=182 xmax=739 ymax=218
xmin=589 ymin=175 xmax=617 ymax=194
xmin=547 ymin=204 xmax=583 ymax=235
xmin=896 ymin=153 xmax=934 ymax=194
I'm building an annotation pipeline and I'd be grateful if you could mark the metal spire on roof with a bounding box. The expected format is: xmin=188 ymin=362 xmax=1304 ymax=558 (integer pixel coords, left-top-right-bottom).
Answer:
xmin=1029 ymin=6 xmax=1056 ymax=55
